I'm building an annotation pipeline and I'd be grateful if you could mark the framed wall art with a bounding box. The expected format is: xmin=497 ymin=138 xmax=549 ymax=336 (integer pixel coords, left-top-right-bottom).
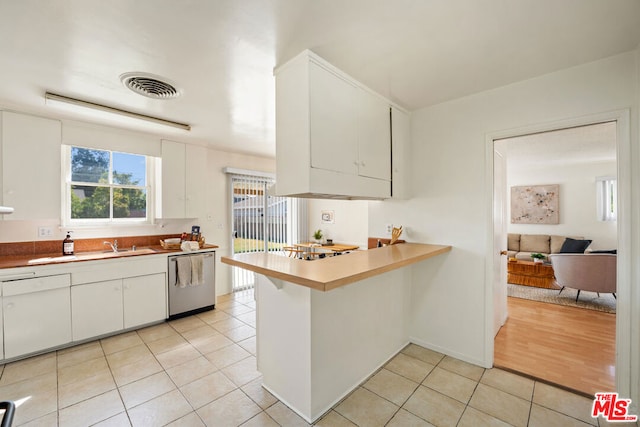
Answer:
xmin=321 ymin=210 xmax=335 ymax=224
xmin=511 ymin=184 xmax=559 ymax=224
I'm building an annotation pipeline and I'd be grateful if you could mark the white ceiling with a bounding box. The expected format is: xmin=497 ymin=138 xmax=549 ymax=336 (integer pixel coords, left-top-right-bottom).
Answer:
xmin=498 ymin=121 xmax=617 ymax=170
xmin=0 ymin=1 xmax=639 ymax=158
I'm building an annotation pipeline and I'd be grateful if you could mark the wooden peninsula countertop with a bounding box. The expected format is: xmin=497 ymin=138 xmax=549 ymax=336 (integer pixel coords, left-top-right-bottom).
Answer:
xmin=221 ymin=243 xmax=451 ymax=291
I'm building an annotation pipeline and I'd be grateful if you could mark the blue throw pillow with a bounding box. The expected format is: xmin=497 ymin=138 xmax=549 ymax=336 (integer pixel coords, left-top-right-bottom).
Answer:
xmin=559 ymin=238 xmax=592 ymax=253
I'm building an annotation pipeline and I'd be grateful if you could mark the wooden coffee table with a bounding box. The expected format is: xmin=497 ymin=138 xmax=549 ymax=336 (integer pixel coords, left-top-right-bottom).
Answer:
xmin=507 ymin=260 xmax=559 ymax=289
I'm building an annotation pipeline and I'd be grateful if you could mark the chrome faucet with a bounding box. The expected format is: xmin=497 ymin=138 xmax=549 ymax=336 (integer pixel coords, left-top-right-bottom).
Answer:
xmin=103 ymin=240 xmax=118 ymax=252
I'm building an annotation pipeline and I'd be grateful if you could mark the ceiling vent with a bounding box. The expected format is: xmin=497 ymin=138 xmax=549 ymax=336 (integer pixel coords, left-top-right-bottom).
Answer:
xmin=120 ymin=72 xmax=181 ymax=99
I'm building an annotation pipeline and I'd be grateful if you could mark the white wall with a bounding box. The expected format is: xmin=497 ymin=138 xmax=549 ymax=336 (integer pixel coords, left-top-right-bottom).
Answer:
xmin=0 ymin=112 xmax=275 ymax=296
xmin=306 ymin=199 xmax=368 ymax=248
xmin=507 ymin=161 xmax=617 ymax=250
xmin=368 ymin=48 xmax=639 ymax=406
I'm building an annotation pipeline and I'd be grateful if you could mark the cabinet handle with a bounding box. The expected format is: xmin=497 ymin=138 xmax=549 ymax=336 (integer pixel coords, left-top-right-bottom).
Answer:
xmin=360 ymin=161 xmax=366 ymax=167
xmin=0 ymin=272 xmax=36 ymax=281
xmin=353 ymin=160 xmax=359 ymax=166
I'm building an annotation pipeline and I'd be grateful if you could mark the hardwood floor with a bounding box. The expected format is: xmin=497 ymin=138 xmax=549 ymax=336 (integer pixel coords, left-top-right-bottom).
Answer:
xmin=494 ymin=296 xmax=615 ymax=396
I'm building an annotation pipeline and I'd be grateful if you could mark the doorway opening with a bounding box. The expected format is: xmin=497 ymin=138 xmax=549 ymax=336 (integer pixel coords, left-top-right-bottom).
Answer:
xmin=492 ymin=120 xmax=618 ymax=395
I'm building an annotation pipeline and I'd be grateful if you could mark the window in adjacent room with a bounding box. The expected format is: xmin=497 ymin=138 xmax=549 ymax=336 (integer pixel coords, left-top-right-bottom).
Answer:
xmin=596 ymin=176 xmax=617 ymax=221
xmin=65 ymin=146 xmax=150 ymax=223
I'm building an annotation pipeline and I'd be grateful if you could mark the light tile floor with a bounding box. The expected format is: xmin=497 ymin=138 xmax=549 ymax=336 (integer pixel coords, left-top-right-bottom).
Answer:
xmin=0 ymin=290 xmax=635 ymax=427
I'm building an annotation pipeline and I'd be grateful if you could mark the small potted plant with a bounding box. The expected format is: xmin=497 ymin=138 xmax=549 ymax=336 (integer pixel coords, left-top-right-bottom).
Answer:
xmin=313 ymin=229 xmax=323 ymax=244
xmin=531 ymin=253 xmax=545 ymax=264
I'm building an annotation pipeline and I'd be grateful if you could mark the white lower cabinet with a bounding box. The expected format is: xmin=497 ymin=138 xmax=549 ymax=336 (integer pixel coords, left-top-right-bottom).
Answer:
xmin=0 ymin=256 xmax=167 ymax=362
xmin=0 ymin=301 xmax=3 ymax=359
xmin=71 ymin=279 xmax=124 ymax=341
xmin=72 ymin=273 xmax=167 ymax=340
xmin=123 ymin=273 xmax=166 ymax=329
xmin=3 ymin=274 xmax=72 ymax=359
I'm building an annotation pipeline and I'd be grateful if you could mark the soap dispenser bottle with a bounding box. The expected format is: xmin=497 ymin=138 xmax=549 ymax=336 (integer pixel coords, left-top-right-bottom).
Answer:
xmin=63 ymin=231 xmax=74 ymax=256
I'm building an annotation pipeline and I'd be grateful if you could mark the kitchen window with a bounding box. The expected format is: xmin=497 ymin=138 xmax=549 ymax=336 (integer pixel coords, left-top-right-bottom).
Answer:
xmin=64 ymin=146 xmax=152 ymax=224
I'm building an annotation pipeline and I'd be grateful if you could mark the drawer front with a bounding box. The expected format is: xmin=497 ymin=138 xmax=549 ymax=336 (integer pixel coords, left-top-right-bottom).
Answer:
xmin=71 ymin=256 xmax=166 ymax=285
xmin=2 ymin=274 xmax=71 ymax=297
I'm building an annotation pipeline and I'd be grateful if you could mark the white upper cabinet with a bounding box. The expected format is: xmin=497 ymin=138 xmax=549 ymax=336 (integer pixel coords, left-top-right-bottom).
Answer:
xmin=160 ymin=140 xmax=205 ymax=218
xmin=161 ymin=140 xmax=186 ymax=218
xmin=358 ymin=89 xmax=391 ymax=181
xmin=391 ymin=107 xmax=411 ymax=199
xmin=309 ymin=63 xmax=359 ymax=176
xmin=275 ymin=50 xmax=400 ymax=200
xmin=1 ymin=111 xmax=61 ymax=219
xmin=185 ymin=144 xmax=206 ymax=218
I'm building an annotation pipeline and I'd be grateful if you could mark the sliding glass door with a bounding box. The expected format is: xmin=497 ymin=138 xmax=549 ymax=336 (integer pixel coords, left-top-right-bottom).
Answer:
xmin=230 ymin=174 xmax=287 ymax=292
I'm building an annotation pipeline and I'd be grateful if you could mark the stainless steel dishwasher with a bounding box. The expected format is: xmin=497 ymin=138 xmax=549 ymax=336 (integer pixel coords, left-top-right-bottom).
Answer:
xmin=168 ymin=251 xmax=216 ymax=319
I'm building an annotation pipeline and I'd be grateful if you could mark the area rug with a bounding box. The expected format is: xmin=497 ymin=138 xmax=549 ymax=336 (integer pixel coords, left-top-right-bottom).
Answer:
xmin=507 ymin=283 xmax=616 ymax=314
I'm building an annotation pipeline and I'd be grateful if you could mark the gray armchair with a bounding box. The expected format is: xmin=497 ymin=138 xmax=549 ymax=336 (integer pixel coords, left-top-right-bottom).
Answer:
xmin=548 ymin=254 xmax=616 ymax=302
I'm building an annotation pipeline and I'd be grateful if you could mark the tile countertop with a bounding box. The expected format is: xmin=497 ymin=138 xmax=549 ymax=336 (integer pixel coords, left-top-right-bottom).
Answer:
xmin=221 ymin=243 xmax=452 ymax=292
xmin=0 ymin=244 xmax=219 ymax=269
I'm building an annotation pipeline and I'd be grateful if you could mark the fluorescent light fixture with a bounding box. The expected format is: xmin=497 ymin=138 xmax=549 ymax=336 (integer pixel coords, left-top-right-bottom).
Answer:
xmin=44 ymin=92 xmax=191 ymax=131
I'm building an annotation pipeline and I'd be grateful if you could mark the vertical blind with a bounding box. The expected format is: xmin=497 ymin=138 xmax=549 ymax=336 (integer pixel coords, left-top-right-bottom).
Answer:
xmin=227 ymin=170 xmax=307 ymax=292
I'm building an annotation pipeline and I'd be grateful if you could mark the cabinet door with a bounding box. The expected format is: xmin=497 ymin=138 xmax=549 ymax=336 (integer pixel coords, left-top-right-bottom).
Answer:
xmin=309 ymin=62 xmax=359 ymax=176
xmin=123 ymin=273 xmax=166 ymax=329
xmin=358 ymin=90 xmax=391 ymax=181
xmin=1 ymin=111 xmax=61 ymax=220
xmin=0 ymin=300 xmax=3 ymax=360
xmin=185 ymin=144 xmax=206 ymax=218
xmin=391 ymin=107 xmax=410 ymax=199
xmin=4 ymin=288 xmax=71 ymax=359
xmin=161 ymin=140 xmax=186 ymax=218
xmin=71 ymin=280 xmax=124 ymax=341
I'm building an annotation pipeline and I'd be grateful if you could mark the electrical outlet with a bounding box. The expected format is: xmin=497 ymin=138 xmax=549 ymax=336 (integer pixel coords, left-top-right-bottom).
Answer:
xmin=38 ymin=226 xmax=53 ymax=238
xmin=385 ymin=224 xmax=393 ymax=234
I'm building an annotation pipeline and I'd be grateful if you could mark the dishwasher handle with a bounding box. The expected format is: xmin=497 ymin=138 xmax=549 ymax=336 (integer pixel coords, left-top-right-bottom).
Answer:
xmin=169 ymin=253 xmax=214 ymax=262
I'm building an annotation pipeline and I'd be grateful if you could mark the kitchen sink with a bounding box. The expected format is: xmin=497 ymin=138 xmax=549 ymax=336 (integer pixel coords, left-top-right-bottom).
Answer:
xmin=101 ymin=247 xmax=158 ymax=255
xmin=78 ymin=247 xmax=159 ymax=260
xmin=28 ymin=248 xmax=160 ymax=264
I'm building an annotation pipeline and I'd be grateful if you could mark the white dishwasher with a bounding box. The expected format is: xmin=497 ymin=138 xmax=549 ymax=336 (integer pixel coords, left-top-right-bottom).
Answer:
xmin=167 ymin=251 xmax=216 ymax=319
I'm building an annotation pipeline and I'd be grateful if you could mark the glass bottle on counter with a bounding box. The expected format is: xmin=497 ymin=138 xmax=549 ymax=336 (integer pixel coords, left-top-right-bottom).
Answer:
xmin=63 ymin=231 xmax=74 ymax=255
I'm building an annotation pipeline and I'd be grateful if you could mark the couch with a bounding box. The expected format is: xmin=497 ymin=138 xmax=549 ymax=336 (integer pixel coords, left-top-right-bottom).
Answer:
xmin=507 ymin=234 xmax=590 ymax=261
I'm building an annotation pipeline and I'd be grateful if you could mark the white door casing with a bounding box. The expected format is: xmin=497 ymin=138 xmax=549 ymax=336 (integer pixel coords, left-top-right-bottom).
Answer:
xmin=485 ymin=110 xmax=631 ymax=403
xmin=493 ymin=147 xmax=508 ymax=336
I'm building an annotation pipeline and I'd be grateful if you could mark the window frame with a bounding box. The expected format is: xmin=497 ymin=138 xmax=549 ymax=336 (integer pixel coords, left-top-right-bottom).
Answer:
xmin=62 ymin=145 xmax=156 ymax=226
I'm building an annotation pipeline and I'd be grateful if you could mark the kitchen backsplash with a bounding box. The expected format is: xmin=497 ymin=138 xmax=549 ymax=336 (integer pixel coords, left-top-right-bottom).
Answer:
xmin=0 ymin=234 xmax=181 ymax=257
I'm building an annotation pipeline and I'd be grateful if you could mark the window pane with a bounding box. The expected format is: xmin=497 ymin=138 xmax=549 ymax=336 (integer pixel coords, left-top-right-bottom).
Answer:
xmin=70 ymin=185 xmax=110 ymax=219
xmin=113 ymin=188 xmax=147 ymax=219
xmin=113 ymin=152 xmax=146 ymax=186
xmin=71 ymin=147 xmax=109 ymax=183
